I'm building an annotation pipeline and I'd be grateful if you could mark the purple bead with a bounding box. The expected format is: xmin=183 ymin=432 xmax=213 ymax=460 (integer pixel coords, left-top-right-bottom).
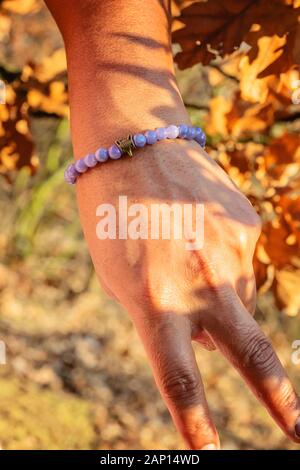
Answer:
xmin=108 ymin=144 xmax=122 ymax=159
xmin=64 ymin=171 xmax=73 ymax=185
xmin=166 ymin=125 xmax=179 ymax=139
xmin=64 ymin=164 xmax=77 ymax=184
xmin=144 ymin=130 xmax=157 ymax=145
xmin=195 ymin=130 xmax=206 ymax=147
xmin=155 ymin=127 xmax=167 ymax=140
xmin=84 ymin=153 xmax=98 ymax=168
xmin=64 ymin=167 xmax=72 ymax=184
xmin=75 ymin=158 xmax=88 ymax=173
xmin=178 ymin=124 xmax=188 ymax=138
xmin=70 ymin=164 xmax=79 ymax=177
xmin=186 ymin=127 xmax=197 ymax=139
xmin=95 ymin=147 xmax=108 ymax=162
xmin=133 ymin=133 xmax=147 ymax=148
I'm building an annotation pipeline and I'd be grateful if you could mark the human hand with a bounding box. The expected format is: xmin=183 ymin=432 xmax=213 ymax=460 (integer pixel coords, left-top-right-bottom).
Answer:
xmin=77 ymin=139 xmax=300 ymax=450
xmin=44 ymin=0 xmax=300 ymax=450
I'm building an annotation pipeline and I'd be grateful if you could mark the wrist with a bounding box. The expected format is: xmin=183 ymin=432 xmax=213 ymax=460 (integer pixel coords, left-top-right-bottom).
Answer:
xmin=54 ymin=0 xmax=189 ymax=157
xmin=67 ymin=64 xmax=189 ymax=158
xmin=65 ymin=125 xmax=206 ymax=184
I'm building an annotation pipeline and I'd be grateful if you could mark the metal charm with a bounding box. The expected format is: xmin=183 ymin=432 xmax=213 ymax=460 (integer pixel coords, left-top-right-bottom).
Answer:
xmin=115 ymin=134 xmax=136 ymax=157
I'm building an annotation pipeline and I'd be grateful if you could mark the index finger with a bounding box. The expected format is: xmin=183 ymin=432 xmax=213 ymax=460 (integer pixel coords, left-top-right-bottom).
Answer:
xmin=134 ymin=313 xmax=220 ymax=450
xmin=203 ymin=296 xmax=300 ymax=443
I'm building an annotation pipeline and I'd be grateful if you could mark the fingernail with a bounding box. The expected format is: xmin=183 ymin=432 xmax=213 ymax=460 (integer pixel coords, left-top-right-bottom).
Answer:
xmin=200 ymin=443 xmax=218 ymax=450
xmin=295 ymin=417 xmax=300 ymax=439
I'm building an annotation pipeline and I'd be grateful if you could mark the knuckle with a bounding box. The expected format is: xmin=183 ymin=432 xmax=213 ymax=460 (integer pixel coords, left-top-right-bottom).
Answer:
xmin=240 ymin=331 xmax=275 ymax=374
xmin=235 ymin=222 xmax=261 ymax=253
xmin=254 ymin=213 xmax=262 ymax=233
xmin=248 ymin=206 xmax=262 ymax=228
xmin=162 ymin=367 xmax=200 ymax=404
xmin=238 ymin=200 xmax=262 ymax=241
xmin=251 ymin=213 xmax=262 ymax=241
xmin=184 ymin=249 xmax=219 ymax=287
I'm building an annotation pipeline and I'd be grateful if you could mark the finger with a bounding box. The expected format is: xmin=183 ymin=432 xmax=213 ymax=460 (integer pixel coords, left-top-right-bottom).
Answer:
xmin=203 ymin=296 xmax=300 ymax=442
xmin=135 ymin=313 xmax=219 ymax=450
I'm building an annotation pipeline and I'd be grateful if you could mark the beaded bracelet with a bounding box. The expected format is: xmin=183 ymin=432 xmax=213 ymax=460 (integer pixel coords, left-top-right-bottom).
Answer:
xmin=64 ymin=124 xmax=206 ymax=184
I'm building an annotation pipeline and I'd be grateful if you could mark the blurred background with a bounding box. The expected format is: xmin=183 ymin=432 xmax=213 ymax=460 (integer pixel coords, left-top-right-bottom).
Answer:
xmin=0 ymin=0 xmax=299 ymax=450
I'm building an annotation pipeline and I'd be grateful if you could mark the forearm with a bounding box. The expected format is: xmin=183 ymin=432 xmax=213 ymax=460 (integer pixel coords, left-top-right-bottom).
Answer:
xmin=45 ymin=0 xmax=189 ymax=158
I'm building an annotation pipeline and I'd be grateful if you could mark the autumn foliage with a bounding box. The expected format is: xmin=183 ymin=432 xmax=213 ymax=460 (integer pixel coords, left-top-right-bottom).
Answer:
xmin=1 ymin=0 xmax=300 ymax=316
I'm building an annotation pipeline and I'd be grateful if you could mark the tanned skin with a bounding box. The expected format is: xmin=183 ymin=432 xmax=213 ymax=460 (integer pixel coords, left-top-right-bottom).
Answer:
xmin=45 ymin=0 xmax=300 ymax=449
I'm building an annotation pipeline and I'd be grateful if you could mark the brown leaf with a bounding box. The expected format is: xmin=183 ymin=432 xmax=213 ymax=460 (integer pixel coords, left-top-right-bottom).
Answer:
xmin=263 ymin=211 xmax=300 ymax=268
xmin=25 ymin=49 xmax=67 ymax=83
xmin=27 ymin=81 xmax=69 ymax=117
xmin=279 ymin=194 xmax=300 ymax=244
xmin=0 ymin=83 xmax=34 ymax=174
xmin=264 ymin=133 xmax=300 ymax=180
xmin=173 ymin=0 xmax=300 ymax=75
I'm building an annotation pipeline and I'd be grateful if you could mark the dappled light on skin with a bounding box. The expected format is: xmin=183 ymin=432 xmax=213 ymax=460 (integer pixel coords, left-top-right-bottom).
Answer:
xmin=0 ymin=0 xmax=293 ymax=451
